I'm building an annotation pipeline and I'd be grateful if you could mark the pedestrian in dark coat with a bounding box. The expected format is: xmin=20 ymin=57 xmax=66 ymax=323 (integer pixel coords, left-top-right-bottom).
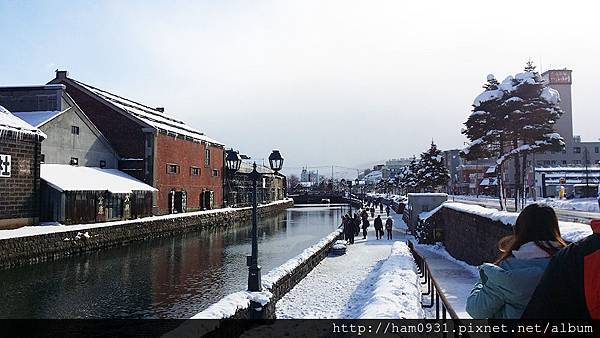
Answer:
xmin=353 ymin=214 xmax=360 ymax=236
xmin=342 ymin=215 xmax=354 ymax=244
xmin=374 ymin=215 xmax=383 ymax=240
xmin=379 ymin=203 xmax=383 ymax=213
xmin=522 ymin=219 xmax=600 ymax=319
xmin=385 ymin=217 xmax=393 ymax=240
xmin=361 ymin=217 xmax=369 ymax=239
xmin=385 ymin=205 xmax=390 ymax=217
xmin=370 ymin=207 xmax=375 ymax=218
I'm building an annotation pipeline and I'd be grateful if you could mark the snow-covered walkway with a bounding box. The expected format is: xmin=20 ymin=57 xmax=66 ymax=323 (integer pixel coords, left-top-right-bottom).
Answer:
xmin=414 ymin=243 xmax=479 ymax=319
xmin=276 ymin=207 xmax=414 ymax=319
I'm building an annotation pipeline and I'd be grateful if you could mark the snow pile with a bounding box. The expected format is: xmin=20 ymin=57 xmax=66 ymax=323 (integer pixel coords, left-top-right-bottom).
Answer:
xmin=41 ymin=164 xmax=157 ymax=193
xmin=540 ymin=198 xmax=599 ymax=213
xmin=541 ymin=86 xmax=560 ymax=104
xmin=191 ymin=289 xmax=273 ymax=319
xmin=0 ymin=105 xmax=47 ymax=139
xmin=419 ymin=202 xmax=593 ymax=242
xmin=359 ymin=242 xmax=424 ymax=319
xmin=262 ymin=229 xmax=343 ymax=289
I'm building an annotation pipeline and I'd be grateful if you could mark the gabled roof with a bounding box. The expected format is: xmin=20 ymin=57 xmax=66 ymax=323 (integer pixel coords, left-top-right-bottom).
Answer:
xmin=0 ymin=105 xmax=46 ymax=139
xmin=60 ymin=77 xmax=223 ymax=146
xmin=12 ymin=109 xmax=66 ymax=127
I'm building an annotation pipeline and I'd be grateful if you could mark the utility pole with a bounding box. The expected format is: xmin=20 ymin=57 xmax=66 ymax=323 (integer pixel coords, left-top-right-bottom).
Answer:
xmin=585 ymin=147 xmax=590 ymax=196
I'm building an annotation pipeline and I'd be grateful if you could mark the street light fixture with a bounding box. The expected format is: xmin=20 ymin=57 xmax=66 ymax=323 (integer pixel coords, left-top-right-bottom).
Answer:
xmin=225 ymin=149 xmax=284 ymax=292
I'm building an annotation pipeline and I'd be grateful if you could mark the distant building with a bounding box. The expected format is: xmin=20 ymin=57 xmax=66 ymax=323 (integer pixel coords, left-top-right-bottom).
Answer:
xmin=534 ymin=69 xmax=600 ymax=166
xmin=0 ymin=84 xmax=119 ymax=168
xmin=49 ymin=71 xmax=225 ymax=214
xmin=535 ymin=167 xmax=600 ymax=198
xmin=385 ymin=158 xmax=411 ymax=174
xmin=224 ymin=162 xmax=286 ymax=207
xmin=0 ymin=106 xmax=46 ymax=228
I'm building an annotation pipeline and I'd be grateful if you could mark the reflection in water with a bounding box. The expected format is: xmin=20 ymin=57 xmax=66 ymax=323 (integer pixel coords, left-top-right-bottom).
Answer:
xmin=0 ymin=205 xmax=348 ymax=318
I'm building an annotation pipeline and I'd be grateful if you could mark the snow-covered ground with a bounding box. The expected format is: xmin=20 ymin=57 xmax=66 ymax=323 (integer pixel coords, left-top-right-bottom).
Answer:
xmin=453 ymin=194 xmax=599 ymax=213
xmin=0 ymin=199 xmax=293 ymax=240
xmin=413 ymin=243 xmax=479 ymax=319
xmin=276 ymin=208 xmax=422 ymax=319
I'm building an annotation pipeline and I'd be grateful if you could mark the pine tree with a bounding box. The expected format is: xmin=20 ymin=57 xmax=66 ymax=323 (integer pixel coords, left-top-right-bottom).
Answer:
xmin=402 ymin=156 xmax=421 ymax=193
xmin=462 ymin=62 xmax=565 ymax=210
xmin=417 ymin=142 xmax=449 ymax=192
xmin=501 ymin=61 xmax=565 ymax=208
xmin=462 ymin=74 xmax=509 ymax=209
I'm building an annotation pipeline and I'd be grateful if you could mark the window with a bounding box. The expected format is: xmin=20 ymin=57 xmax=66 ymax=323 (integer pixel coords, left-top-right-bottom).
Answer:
xmin=574 ymin=160 xmax=581 ymax=165
xmin=99 ymin=160 xmax=106 ymax=168
xmin=205 ymin=147 xmax=211 ymax=166
xmin=40 ymin=154 xmax=45 ymax=163
xmin=574 ymin=147 xmax=581 ymax=154
xmin=595 ymin=147 xmax=599 ymax=154
xmin=562 ymin=160 xmax=567 ymax=165
xmin=70 ymin=157 xmax=79 ymax=166
xmin=191 ymin=167 xmax=200 ymax=176
xmin=167 ymin=163 xmax=179 ymax=174
xmin=71 ymin=126 xmax=80 ymax=135
xmin=213 ymin=169 xmax=219 ymax=177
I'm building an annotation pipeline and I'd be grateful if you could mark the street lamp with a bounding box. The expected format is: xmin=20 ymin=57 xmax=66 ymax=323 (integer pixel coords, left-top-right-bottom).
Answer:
xmin=225 ymin=149 xmax=284 ymax=292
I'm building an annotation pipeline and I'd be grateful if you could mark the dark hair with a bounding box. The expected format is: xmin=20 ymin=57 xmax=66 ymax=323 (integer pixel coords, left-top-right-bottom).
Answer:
xmin=495 ymin=203 xmax=566 ymax=263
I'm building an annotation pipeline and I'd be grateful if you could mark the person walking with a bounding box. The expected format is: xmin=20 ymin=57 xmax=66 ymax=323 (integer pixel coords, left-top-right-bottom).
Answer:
xmin=374 ymin=215 xmax=383 ymax=240
xmin=522 ymin=219 xmax=600 ymax=319
xmin=385 ymin=217 xmax=393 ymax=240
xmin=345 ymin=215 xmax=355 ymax=245
xmin=370 ymin=206 xmax=375 ymax=218
xmin=361 ymin=215 xmax=369 ymax=239
xmin=466 ymin=204 xmax=567 ymax=319
xmin=353 ymin=213 xmax=360 ymax=236
xmin=385 ymin=205 xmax=391 ymax=217
xmin=379 ymin=203 xmax=383 ymax=214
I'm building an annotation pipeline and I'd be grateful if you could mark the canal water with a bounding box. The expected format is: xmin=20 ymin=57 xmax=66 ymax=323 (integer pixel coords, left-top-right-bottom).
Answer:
xmin=0 ymin=204 xmax=347 ymax=319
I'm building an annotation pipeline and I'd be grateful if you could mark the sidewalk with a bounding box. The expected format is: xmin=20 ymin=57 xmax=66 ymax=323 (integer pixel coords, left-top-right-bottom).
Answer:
xmin=276 ymin=207 xmax=416 ymax=318
xmin=414 ymin=243 xmax=479 ymax=319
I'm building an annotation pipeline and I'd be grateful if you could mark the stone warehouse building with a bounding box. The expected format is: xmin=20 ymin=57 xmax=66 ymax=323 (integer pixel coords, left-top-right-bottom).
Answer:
xmin=224 ymin=161 xmax=286 ymax=207
xmin=0 ymin=106 xmax=46 ymax=228
xmin=49 ymin=71 xmax=225 ymax=214
xmin=0 ymin=84 xmax=119 ymax=168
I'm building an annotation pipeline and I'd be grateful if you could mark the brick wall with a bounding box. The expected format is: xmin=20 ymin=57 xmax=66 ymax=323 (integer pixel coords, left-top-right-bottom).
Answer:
xmin=56 ymin=80 xmax=146 ymax=159
xmin=0 ymin=133 xmax=41 ymax=228
xmin=0 ymin=200 xmax=293 ymax=269
xmin=154 ymin=133 xmax=224 ymax=213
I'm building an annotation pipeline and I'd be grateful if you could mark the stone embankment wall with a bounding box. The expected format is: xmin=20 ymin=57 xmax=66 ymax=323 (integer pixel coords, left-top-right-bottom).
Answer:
xmin=0 ymin=200 xmax=293 ymax=269
xmin=423 ymin=207 xmax=512 ymax=265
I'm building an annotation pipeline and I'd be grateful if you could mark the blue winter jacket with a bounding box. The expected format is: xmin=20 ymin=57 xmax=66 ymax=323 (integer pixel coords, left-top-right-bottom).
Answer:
xmin=466 ymin=253 xmax=551 ymax=319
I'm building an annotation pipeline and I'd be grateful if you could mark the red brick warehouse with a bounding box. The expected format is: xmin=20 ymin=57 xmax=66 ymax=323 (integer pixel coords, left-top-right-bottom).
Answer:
xmin=49 ymin=71 xmax=224 ymax=215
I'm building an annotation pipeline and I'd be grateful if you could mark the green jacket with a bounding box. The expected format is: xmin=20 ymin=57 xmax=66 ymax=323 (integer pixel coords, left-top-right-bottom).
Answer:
xmin=466 ymin=254 xmax=551 ymax=319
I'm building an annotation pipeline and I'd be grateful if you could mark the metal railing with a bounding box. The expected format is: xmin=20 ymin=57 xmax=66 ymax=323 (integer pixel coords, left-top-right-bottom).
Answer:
xmin=407 ymin=240 xmax=459 ymax=321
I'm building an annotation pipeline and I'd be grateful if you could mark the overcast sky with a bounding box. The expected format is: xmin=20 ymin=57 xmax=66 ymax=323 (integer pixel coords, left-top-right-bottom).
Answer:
xmin=1 ymin=1 xmax=598 ymax=175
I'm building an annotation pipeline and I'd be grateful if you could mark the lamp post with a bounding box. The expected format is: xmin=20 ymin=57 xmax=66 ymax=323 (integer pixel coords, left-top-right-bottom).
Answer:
xmin=225 ymin=149 xmax=283 ymax=292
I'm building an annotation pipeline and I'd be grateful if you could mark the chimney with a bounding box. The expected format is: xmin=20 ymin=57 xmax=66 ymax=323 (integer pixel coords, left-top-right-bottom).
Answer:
xmin=56 ymin=70 xmax=68 ymax=80
xmin=156 ymin=107 xmax=165 ymax=113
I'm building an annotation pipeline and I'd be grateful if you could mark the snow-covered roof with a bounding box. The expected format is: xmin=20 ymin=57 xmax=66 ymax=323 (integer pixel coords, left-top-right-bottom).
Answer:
xmin=0 ymin=105 xmax=46 ymax=139
xmin=41 ymin=164 xmax=157 ymax=193
xmin=237 ymin=162 xmax=275 ymax=175
xmin=68 ymin=79 xmax=224 ymax=146
xmin=12 ymin=109 xmax=66 ymax=127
